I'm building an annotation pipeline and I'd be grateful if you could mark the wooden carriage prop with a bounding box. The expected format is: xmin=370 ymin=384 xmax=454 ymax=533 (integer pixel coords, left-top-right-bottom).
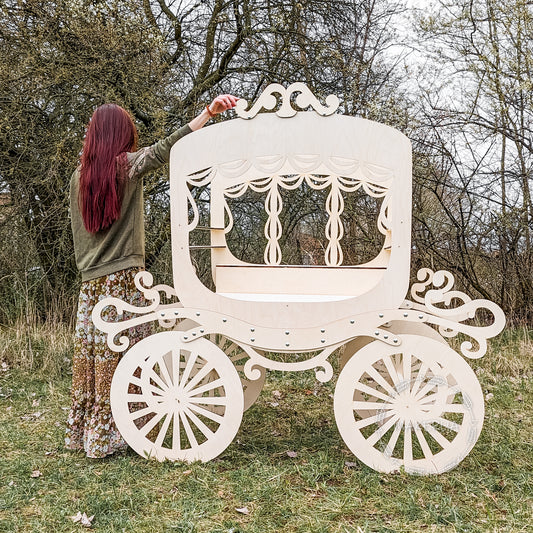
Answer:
xmin=93 ymin=83 xmax=505 ymax=475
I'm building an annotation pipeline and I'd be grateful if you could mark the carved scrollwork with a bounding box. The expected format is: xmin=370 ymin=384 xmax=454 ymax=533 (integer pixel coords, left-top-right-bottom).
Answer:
xmin=235 ymin=82 xmax=339 ymax=119
xmin=91 ymin=271 xmax=181 ymax=352
xmin=240 ymin=344 xmax=337 ymax=383
xmin=406 ymin=268 xmax=506 ymax=359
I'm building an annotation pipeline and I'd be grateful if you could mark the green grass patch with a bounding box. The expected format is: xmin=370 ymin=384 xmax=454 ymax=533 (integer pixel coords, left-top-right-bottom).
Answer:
xmin=0 ymin=327 xmax=532 ymax=532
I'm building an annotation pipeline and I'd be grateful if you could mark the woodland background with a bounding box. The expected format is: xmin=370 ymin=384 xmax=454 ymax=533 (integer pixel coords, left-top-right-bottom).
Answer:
xmin=1 ymin=0 xmax=532 ymax=325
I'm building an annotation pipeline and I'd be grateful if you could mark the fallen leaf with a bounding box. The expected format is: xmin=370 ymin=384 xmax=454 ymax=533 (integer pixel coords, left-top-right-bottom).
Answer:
xmin=32 ymin=399 xmax=40 ymax=407
xmin=182 ymin=469 xmax=192 ymax=476
xmin=516 ymin=394 xmax=523 ymax=402
xmin=269 ymin=402 xmax=279 ymax=407
xmin=272 ymin=390 xmax=282 ymax=399
xmin=71 ymin=512 xmax=94 ymax=527
xmin=8 ymin=481 xmax=15 ymax=487
xmin=30 ymin=470 xmax=42 ymax=478
xmin=235 ymin=506 xmax=250 ymax=515
xmin=217 ymin=490 xmax=224 ymax=497
xmin=344 ymin=461 xmax=357 ymax=468
xmin=485 ymin=393 xmax=494 ymax=401
xmin=286 ymin=450 xmax=298 ymax=458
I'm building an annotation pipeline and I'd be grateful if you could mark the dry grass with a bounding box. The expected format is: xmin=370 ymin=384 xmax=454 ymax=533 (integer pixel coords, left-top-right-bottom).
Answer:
xmin=0 ymin=325 xmax=532 ymax=532
xmin=0 ymin=315 xmax=72 ymax=380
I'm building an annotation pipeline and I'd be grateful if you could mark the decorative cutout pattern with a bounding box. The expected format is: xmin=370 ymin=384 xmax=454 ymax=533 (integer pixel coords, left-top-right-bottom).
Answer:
xmin=403 ymin=269 xmax=506 ymax=359
xmin=235 ymin=82 xmax=339 ymax=119
xmin=185 ymin=155 xmax=393 ymax=266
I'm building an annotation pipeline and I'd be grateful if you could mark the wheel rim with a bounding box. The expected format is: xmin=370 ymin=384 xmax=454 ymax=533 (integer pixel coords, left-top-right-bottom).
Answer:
xmin=111 ymin=332 xmax=243 ymax=462
xmin=334 ymin=334 xmax=484 ymax=474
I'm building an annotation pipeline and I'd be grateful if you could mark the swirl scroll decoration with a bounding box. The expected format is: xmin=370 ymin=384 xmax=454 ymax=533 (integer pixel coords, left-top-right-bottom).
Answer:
xmin=235 ymin=82 xmax=340 ymax=119
xmin=91 ymin=271 xmax=181 ymax=352
xmin=404 ymin=268 xmax=506 ymax=359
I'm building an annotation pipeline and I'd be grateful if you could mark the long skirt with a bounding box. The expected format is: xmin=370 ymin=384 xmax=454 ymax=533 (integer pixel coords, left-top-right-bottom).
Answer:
xmin=65 ymin=267 xmax=151 ymax=458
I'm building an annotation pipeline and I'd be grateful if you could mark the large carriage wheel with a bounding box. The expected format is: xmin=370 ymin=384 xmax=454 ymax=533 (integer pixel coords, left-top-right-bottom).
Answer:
xmin=340 ymin=323 xmax=447 ymax=419
xmin=111 ymin=331 xmax=243 ymax=462
xmin=334 ymin=334 xmax=484 ymax=475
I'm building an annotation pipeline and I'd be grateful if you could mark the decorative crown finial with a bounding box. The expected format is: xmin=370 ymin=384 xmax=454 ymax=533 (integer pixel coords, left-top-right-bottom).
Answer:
xmin=235 ymin=82 xmax=339 ymax=119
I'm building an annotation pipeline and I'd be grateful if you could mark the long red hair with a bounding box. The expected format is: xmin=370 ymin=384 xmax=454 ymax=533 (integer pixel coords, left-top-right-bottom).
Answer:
xmin=79 ymin=104 xmax=138 ymax=233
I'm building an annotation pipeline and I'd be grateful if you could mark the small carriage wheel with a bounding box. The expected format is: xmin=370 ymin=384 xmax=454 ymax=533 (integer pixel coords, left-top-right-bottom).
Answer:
xmin=111 ymin=331 xmax=243 ymax=462
xmin=211 ymin=335 xmax=266 ymax=412
xmin=334 ymin=334 xmax=484 ymax=475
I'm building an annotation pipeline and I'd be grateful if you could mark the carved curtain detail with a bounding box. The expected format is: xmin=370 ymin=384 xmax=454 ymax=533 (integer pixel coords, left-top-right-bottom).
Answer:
xmin=185 ymin=155 xmax=393 ymax=266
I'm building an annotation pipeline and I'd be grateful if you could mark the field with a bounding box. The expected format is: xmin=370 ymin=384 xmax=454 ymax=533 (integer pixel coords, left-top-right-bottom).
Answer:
xmin=0 ymin=323 xmax=532 ymax=532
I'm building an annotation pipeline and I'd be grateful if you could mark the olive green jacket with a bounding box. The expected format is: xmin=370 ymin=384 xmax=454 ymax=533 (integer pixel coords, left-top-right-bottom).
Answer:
xmin=70 ymin=124 xmax=192 ymax=281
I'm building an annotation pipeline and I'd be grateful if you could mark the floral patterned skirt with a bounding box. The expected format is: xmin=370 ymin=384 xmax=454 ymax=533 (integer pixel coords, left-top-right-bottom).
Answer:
xmin=65 ymin=267 xmax=151 ymax=458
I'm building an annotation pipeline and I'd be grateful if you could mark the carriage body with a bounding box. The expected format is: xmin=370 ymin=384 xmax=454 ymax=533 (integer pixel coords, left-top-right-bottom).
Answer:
xmin=93 ymin=84 xmax=505 ymax=474
xmin=169 ymin=111 xmax=412 ymax=351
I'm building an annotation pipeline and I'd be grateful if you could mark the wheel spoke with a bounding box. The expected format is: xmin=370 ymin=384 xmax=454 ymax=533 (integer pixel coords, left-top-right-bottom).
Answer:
xmin=410 ymin=362 xmax=428 ymax=397
xmin=424 ymin=423 xmax=451 ymax=449
xmin=158 ymin=352 xmax=174 ymax=388
xmin=418 ymin=392 xmax=440 ymax=405
xmin=188 ymin=395 xmax=228 ymax=406
xmin=434 ymin=416 xmax=461 ymax=433
xmin=366 ymin=365 xmax=397 ymax=397
xmin=183 ymin=407 xmax=215 ymax=440
xmin=413 ymin=421 xmax=433 ymax=459
xmin=128 ymin=378 xmax=165 ymax=397
xmin=172 ymin=411 xmax=181 ymax=451
xmin=366 ymin=414 xmax=400 ymax=447
xmin=188 ymin=377 xmax=226 ymax=397
xmin=180 ymin=411 xmax=198 ymax=448
xmin=154 ymin=412 xmax=173 ymax=447
xmin=126 ymin=393 xmax=145 ymax=403
xmin=140 ymin=410 xmax=166 ymax=437
xmin=188 ymin=403 xmax=225 ymax=424
xmin=384 ymin=420 xmax=403 ymax=458
xmin=404 ymin=422 xmax=413 ymax=462
xmin=352 ymin=401 xmax=393 ymax=411
xmin=129 ymin=405 xmax=156 ymax=421
xmin=414 ymin=377 xmax=441 ymax=401
xmin=353 ymin=381 xmax=394 ymax=403
xmin=382 ymin=355 xmax=401 ymax=386
xmin=354 ymin=410 xmax=395 ymax=430
xmin=180 ymin=350 xmax=199 ymax=388
xmin=171 ymin=350 xmax=181 ymax=389
xmin=402 ymin=352 xmax=412 ymax=384
xmin=147 ymin=368 xmax=169 ymax=392
xmin=183 ymin=363 xmax=215 ymax=393
xmin=441 ymin=403 xmax=467 ymax=414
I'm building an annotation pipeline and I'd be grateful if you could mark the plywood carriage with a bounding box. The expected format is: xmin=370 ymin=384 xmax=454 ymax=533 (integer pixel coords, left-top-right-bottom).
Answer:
xmin=93 ymin=83 xmax=505 ymax=474
xmin=169 ymin=111 xmax=412 ymax=338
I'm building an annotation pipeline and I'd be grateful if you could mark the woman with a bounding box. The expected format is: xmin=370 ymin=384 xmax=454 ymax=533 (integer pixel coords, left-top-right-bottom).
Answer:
xmin=66 ymin=95 xmax=238 ymax=458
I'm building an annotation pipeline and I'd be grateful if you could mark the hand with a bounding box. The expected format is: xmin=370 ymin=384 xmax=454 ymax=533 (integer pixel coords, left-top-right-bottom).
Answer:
xmin=208 ymin=94 xmax=239 ymax=115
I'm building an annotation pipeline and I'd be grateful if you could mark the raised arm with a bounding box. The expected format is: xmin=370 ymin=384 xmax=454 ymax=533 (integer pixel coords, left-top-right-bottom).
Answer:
xmin=188 ymin=94 xmax=239 ymax=131
xmin=127 ymin=94 xmax=239 ymax=178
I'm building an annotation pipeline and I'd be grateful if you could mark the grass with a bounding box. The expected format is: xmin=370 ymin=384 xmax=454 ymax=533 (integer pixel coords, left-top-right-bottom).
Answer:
xmin=0 ymin=324 xmax=532 ymax=532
